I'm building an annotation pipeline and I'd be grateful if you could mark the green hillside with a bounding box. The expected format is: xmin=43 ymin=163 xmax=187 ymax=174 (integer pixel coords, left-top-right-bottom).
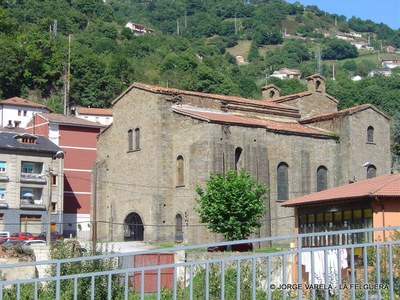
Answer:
xmin=0 ymin=0 xmax=399 ymax=115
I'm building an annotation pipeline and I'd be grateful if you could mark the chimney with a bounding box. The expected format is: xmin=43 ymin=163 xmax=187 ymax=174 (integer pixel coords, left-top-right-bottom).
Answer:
xmin=261 ymin=84 xmax=281 ymax=100
xmin=307 ymin=74 xmax=326 ymax=93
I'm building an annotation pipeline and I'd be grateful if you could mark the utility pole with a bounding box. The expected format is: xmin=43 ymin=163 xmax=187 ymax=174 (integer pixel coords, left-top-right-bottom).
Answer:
xmin=47 ymin=167 xmax=53 ymax=246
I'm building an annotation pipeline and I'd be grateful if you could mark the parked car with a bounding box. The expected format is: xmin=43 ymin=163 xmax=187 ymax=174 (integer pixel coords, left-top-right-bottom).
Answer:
xmin=34 ymin=231 xmax=63 ymax=241
xmin=207 ymin=242 xmax=253 ymax=252
xmin=0 ymin=232 xmax=35 ymax=244
xmin=21 ymin=240 xmax=46 ymax=247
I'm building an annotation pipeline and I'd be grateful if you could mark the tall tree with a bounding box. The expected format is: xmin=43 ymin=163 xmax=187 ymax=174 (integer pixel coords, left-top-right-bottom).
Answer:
xmin=195 ymin=170 xmax=267 ymax=241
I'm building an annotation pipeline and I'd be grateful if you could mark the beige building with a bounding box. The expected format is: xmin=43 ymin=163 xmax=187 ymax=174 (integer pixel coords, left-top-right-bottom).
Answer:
xmin=0 ymin=130 xmax=64 ymax=235
xmin=94 ymin=74 xmax=391 ymax=244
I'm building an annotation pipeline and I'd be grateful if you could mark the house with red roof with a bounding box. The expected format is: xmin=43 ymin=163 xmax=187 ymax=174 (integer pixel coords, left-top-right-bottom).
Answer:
xmin=282 ymin=174 xmax=400 ymax=244
xmin=26 ymin=113 xmax=104 ymax=239
xmin=73 ymin=106 xmax=113 ymax=126
xmin=0 ymin=97 xmax=51 ymax=128
xmin=93 ymin=74 xmax=391 ymax=245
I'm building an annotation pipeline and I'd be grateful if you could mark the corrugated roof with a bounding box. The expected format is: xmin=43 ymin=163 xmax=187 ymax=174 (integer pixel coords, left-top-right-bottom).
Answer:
xmin=37 ymin=113 xmax=105 ymax=128
xmin=76 ymin=107 xmax=113 ymax=116
xmin=173 ymin=107 xmax=333 ymax=138
xmin=1 ymin=97 xmax=52 ymax=111
xmin=0 ymin=131 xmax=62 ymax=154
xmin=282 ymin=174 xmax=400 ymax=207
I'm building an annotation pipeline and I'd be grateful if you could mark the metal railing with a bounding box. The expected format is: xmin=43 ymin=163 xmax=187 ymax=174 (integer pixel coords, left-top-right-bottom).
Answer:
xmin=0 ymin=226 xmax=399 ymax=300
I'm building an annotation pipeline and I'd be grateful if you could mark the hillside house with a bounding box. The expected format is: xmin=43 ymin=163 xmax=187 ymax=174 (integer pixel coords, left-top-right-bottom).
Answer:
xmin=125 ymin=22 xmax=154 ymax=36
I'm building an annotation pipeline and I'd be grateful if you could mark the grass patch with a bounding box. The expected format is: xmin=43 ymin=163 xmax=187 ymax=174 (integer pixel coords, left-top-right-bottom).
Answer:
xmin=226 ymin=40 xmax=252 ymax=59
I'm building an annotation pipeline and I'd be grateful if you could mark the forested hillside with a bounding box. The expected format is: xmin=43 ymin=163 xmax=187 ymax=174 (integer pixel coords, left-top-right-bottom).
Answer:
xmin=0 ymin=0 xmax=399 ymax=120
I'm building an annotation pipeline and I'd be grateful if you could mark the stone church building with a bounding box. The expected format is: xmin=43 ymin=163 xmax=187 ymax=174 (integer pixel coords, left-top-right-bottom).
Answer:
xmin=94 ymin=74 xmax=391 ymax=244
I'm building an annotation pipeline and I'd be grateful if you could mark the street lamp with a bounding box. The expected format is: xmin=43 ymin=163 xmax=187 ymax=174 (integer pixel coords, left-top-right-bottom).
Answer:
xmin=352 ymin=162 xmax=372 ymax=182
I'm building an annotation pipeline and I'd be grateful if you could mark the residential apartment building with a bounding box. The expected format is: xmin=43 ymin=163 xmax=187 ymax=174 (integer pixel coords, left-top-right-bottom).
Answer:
xmin=0 ymin=130 xmax=64 ymax=235
xmin=26 ymin=113 xmax=104 ymax=239
xmin=0 ymin=97 xmax=51 ymax=128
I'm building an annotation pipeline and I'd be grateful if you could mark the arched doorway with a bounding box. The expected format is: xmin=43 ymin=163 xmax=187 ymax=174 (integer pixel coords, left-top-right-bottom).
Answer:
xmin=124 ymin=212 xmax=144 ymax=241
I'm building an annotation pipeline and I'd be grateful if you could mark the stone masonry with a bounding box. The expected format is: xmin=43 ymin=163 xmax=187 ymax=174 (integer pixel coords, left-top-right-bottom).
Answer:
xmin=94 ymin=74 xmax=391 ymax=245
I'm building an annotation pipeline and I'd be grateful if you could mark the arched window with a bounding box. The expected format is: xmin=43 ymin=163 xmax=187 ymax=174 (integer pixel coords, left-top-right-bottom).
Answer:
xmin=175 ymin=214 xmax=183 ymax=242
xmin=317 ymin=166 xmax=328 ymax=192
xmin=277 ymin=162 xmax=289 ymax=200
xmin=177 ymin=155 xmax=184 ymax=186
xmin=315 ymin=80 xmax=321 ymax=91
xmin=135 ymin=128 xmax=140 ymax=150
xmin=234 ymin=147 xmax=243 ymax=170
xmin=367 ymin=126 xmax=374 ymax=143
xmin=128 ymin=129 xmax=133 ymax=151
xmin=367 ymin=165 xmax=376 ymax=179
xmin=269 ymin=90 xmax=275 ymax=98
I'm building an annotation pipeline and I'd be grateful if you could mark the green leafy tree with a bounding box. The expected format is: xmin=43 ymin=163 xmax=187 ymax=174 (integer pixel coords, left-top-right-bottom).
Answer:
xmin=195 ymin=170 xmax=268 ymax=241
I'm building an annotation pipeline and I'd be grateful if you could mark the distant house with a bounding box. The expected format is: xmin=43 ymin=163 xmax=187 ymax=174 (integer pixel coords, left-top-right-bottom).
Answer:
xmin=369 ymin=67 xmax=392 ymax=77
xmin=235 ymin=55 xmax=246 ymax=65
xmin=282 ymin=173 xmax=400 ymax=244
xmin=269 ymin=68 xmax=301 ymax=80
xmin=383 ymin=45 xmax=396 ymax=53
xmin=125 ymin=22 xmax=154 ymax=36
xmin=382 ymin=60 xmax=400 ymax=69
xmin=0 ymin=97 xmax=51 ymax=129
xmin=73 ymin=107 xmax=113 ymax=126
xmin=335 ymin=34 xmax=354 ymax=41
xmin=351 ymin=42 xmax=368 ymax=50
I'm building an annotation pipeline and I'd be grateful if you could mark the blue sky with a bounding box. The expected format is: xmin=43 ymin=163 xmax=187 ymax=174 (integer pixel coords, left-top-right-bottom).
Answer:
xmin=287 ymin=0 xmax=400 ymax=30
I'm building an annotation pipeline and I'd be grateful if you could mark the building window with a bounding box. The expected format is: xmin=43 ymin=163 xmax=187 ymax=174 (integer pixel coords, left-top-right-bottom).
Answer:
xmin=316 ymin=166 xmax=328 ymax=192
xmin=21 ymin=188 xmax=34 ymax=200
xmin=21 ymin=162 xmax=34 ymax=174
xmin=367 ymin=126 xmax=374 ymax=143
xmin=0 ymin=161 xmax=6 ymax=173
xmin=234 ymin=147 xmax=243 ymax=170
xmin=299 ymin=208 xmax=373 ymax=247
xmin=277 ymin=162 xmax=289 ymax=200
xmin=128 ymin=129 xmax=133 ymax=151
xmin=14 ymin=121 xmax=21 ymax=128
xmin=18 ymin=110 xmax=22 ymax=116
xmin=23 ymin=110 xmax=27 ymax=117
xmin=52 ymin=174 xmax=57 ymax=185
xmin=175 ymin=214 xmax=183 ymax=242
xmin=176 ymin=155 xmax=184 ymax=187
xmin=0 ymin=188 xmax=5 ymax=200
xmin=367 ymin=165 xmax=376 ymax=179
xmin=135 ymin=128 xmax=140 ymax=150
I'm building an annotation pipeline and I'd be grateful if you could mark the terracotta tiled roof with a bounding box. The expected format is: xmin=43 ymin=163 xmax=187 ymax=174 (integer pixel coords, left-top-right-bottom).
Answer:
xmin=1 ymin=97 xmax=52 ymax=111
xmin=114 ymin=82 xmax=299 ymax=113
xmin=76 ymin=107 xmax=113 ymax=116
xmin=282 ymin=174 xmax=400 ymax=207
xmin=300 ymin=104 xmax=390 ymax=124
xmin=37 ymin=113 xmax=105 ymax=128
xmin=173 ymin=107 xmax=332 ymax=138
